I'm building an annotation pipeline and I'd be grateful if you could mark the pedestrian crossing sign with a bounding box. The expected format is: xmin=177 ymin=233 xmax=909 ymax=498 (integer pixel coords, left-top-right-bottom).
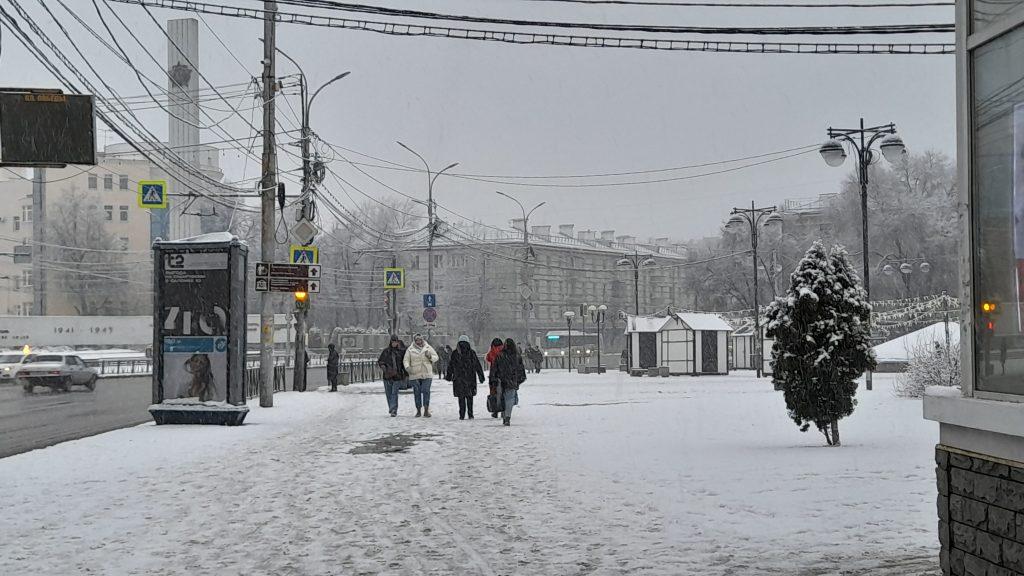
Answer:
xmin=138 ymin=180 xmax=168 ymax=209
xmin=384 ymin=267 xmax=405 ymax=290
xmin=290 ymin=245 xmax=318 ymax=264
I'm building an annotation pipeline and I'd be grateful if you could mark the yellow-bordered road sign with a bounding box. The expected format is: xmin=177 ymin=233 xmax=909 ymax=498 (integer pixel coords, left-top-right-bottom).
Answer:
xmin=138 ymin=180 xmax=168 ymax=209
xmin=384 ymin=267 xmax=405 ymax=289
xmin=290 ymin=245 xmax=318 ymax=264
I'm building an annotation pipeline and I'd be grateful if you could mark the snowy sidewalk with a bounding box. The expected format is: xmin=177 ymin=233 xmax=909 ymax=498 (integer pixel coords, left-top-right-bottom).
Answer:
xmin=0 ymin=372 xmax=940 ymax=575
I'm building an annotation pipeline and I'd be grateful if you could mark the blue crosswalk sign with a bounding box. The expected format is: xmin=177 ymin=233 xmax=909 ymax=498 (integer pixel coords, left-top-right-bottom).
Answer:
xmin=138 ymin=180 xmax=168 ymax=209
xmin=384 ymin=267 xmax=404 ymax=289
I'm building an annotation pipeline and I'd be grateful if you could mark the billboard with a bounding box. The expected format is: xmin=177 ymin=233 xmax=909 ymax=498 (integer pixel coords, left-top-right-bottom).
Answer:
xmin=0 ymin=90 xmax=96 ymax=167
xmin=153 ymin=236 xmax=247 ymax=405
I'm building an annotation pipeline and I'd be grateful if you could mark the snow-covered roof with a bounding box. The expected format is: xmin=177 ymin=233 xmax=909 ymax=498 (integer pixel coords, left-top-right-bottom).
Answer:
xmin=159 ymin=232 xmax=238 ymax=244
xmin=873 ymin=321 xmax=960 ymax=363
xmin=673 ymin=312 xmax=734 ymax=332
xmin=624 ymin=316 xmax=674 ymax=333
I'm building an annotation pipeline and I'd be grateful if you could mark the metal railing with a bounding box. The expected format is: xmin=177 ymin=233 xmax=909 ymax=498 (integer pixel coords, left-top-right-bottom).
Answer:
xmin=245 ymin=365 xmax=287 ymax=399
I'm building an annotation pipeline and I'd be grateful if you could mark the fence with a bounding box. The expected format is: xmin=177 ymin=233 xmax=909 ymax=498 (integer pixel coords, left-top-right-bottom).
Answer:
xmin=245 ymin=365 xmax=287 ymax=399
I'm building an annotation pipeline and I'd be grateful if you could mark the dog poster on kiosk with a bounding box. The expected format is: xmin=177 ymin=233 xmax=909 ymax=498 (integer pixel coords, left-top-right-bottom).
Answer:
xmin=150 ymin=234 xmax=248 ymax=424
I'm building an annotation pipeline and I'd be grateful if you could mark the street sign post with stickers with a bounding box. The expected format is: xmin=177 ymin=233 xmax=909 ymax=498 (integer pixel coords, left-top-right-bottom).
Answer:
xmin=138 ymin=180 xmax=168 ymax=209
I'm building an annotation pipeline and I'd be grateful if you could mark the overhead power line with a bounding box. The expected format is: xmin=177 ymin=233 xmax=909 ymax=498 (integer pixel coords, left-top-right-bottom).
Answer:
xmin=270 ymin=0 xmax=954 ymax=35
xmin=103 ymin=0 xmax=955 ymax=55
xmin=516 ymin=0 xmax=953 ymax=7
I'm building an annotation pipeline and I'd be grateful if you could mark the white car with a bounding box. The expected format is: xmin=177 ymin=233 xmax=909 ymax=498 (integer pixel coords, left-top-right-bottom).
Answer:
xmin=0 ymin=352 xmax=27 ymax=382
xmin=18 ymin=354 xmax=99 ymax=393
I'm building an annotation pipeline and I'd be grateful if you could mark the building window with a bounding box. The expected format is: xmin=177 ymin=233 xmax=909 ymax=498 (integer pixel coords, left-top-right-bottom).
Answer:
xmin=13 ymin=216 xmax=19 ymax=232
xmin=104 ymin=175 xmax=113 ymax=190
xmin=119 ymin=205 xmax=129 ymax=221
xmin=104 ymin=205 xmax=113 ymax=221
xmin=410 ymin=255 xmax=420 ymax=269
xmin=21 ymin=205 xmax=31 ymax=223
xmin=118 ymin=237 xmax=129 ymax=251
xmin=88 ymin=174 xmax=97 ymax=189
xmin=22 ymin=270 xmax=32 ymax=287
xmin=972 ymin=23 xmax=1024 ymax=394
xmin=432 ymin=254 xmax=443 ymax=268
xmin=119 ymin=175 xmax=129 ymax=190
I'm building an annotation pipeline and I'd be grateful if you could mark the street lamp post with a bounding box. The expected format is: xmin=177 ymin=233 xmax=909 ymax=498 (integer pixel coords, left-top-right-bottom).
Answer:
xmin=727 ymin=203 xmax=781 ymax=379
xmin=273 ymin=47 xmax=350 ymax=394
xmin=879 ymin=254 xmax=931 ymax=298
xmin=821 ymin=119 xmax=906 ymax=390
xmin=616 ymin=252 xmax=656 ymax=316
xmin=590 ymin=304 xmax=607 ymax=374
xmin=397 ymin=142 xmax=458 ymax=339
xmin=496 ymin=191 xmax=545 ymax=343
xmin=564 ymin=310 xmax=576 ymax=373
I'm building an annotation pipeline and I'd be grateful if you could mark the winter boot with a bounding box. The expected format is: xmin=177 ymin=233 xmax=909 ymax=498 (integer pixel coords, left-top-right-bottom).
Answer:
xmin=424 ymin=407 xmax=431 ymax=418
xmin=491 ymin=412 xmax=498 ymax=419
xmin=415 ymin=408 xmax=421 ymax=418
xmin=503 ymin=417 xmax=511 ymax=426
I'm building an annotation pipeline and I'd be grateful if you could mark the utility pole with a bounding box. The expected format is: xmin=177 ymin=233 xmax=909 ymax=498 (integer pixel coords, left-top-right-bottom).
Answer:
xmin=496 ymin=191 xmax=544 ymax=344
xmin=258 ymin=1 xmax=278 ymax=408
xmin=390 ymin=254 xmax=398 ymax=334
xmin=32 ymin=168 xmax=45 ymax=316
xmin=397 ymin=142 xmax=458 ymax=341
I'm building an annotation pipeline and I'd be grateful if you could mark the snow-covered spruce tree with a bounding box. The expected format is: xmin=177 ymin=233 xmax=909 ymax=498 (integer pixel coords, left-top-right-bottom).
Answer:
xmin=765 ymin=242 xmax=876 ymax=446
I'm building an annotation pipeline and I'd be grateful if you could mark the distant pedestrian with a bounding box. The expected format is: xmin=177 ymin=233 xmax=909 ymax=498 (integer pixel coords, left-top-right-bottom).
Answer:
xmin=377 ymin=335 xmax=407 ymax=417
xmin=445 ymin=335 xmax=485 ymax=420
xmin=438 ymin=344 xmax=452 ymax=377
xmin=493 ymin=338 xmax=527 ymax=426
xmin=527 ymin=344 xmax=543 ymax=374
xmin=327 ymin=343 xmax=340 ymax=392
xmin=403 ymin=333 xmax=438 ymax=418
xmin=485 ymin=337 xmax=504 ymax=418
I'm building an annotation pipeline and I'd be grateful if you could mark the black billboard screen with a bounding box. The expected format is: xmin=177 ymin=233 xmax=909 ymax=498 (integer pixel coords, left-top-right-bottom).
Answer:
xmin=0 ymin=91 xmax=96 ymax=167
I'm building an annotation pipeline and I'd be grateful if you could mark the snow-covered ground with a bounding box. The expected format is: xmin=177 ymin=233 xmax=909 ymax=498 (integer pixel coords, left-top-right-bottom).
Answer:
xmin=0 ymin=371 xmax=939 ymax=575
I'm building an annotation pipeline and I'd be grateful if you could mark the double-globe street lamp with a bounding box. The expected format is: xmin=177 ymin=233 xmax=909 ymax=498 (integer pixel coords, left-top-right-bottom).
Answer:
xmin=879 ymin=254 xmax=931 ymax=298
xmin=727 ymin=203 xmax=782 ymax=379
xmin=617 ymin=252 xmax=656 ymax=316
xmin=563 ymin=310 xmax=576 ymax=373
xmin=820 ymin=119 xmax=906 ymax=391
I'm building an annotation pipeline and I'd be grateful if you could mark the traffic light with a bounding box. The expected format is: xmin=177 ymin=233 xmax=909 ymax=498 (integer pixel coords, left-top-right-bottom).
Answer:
xmin=294 ymin=291 xmax=309 ymax=310
xmin=981 ymin=300 xmax=997 ymax=332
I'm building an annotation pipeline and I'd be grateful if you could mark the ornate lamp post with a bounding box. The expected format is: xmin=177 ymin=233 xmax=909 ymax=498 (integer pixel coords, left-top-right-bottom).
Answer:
xmin=616 ymin=252 xmax=656 ymax=316
xmin=589 ymin=304 xmax=607 ymax=374
xmin=727 ymin=203 xmax=782 ymax=378
xmin=563 ymin=310 xmax=576 ymax=373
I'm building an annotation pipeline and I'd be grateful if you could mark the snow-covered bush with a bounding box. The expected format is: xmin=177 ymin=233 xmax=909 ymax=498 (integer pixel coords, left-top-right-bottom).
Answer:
xmin=765 ymin=242 xmax=875 ymax=447
xmin=893 ymin=342 xmax=960 ymax=398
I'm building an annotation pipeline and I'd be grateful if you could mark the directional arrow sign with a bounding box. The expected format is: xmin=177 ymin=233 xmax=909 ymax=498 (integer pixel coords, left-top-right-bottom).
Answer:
xmin=256 ymin=262 xmax=321 ymax=279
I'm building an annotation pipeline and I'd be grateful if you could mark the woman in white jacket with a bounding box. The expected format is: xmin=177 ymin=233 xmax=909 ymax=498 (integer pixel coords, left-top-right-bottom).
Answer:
xmin=403 ymin=333 xmax=438 ymax=417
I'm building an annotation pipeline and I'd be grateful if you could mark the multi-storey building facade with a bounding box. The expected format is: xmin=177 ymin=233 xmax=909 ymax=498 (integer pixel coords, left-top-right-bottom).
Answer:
xmin=0 ymin=142 xmax=228 ymax=316
xmin=366 ymin=222 xmax=690 ymax=346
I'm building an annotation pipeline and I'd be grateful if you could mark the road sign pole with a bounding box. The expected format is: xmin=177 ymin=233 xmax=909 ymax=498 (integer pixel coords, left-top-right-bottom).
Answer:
xmin=259 ymin=1 xmax=278 ymax=408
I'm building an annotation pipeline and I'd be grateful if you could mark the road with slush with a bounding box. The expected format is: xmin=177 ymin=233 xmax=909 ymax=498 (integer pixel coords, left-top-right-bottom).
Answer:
xmin=0 ymin=367 xmax=325 ymax=459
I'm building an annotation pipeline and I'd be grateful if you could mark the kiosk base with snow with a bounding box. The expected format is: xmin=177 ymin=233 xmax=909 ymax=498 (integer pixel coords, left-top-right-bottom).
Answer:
xmin=149 ymin=400 xmax=249 ymax=426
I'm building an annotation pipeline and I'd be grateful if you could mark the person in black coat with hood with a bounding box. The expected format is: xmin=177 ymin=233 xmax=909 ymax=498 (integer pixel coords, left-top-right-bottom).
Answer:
xmin=445 ymin=335 xmax=485 ymax=420
xmin=493 ymin=338 xmax=527 ymax=426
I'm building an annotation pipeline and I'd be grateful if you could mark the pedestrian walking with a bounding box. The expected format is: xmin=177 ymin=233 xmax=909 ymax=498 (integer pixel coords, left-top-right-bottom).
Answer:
xmin=527 ymin=344 xmax=543 ymax=374
xmin=377 ymin=335 xmax=407 ymax=417
xmin=438 ymin=344 xmax=452 ymax=378
xmin=327 ymin=343 xmax=340 ymax=392
xmin=485 ymin=337 xmax=504 ymax=418
xmin=403 ymin=333 xmax=438 ymax=418
xmin=445 ymin=335 xmax=485 ymax=420
xmin=493 ymin=338 xmax=527 ymax=426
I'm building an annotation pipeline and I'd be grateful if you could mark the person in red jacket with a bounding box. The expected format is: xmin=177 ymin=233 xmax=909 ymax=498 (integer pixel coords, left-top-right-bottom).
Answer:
xmin=485 ymin=338 xmax=504 ymax=418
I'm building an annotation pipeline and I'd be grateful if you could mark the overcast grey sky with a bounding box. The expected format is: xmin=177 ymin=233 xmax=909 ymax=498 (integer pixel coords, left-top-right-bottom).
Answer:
xmin=1 ymin=0 xmax=955 ymax=241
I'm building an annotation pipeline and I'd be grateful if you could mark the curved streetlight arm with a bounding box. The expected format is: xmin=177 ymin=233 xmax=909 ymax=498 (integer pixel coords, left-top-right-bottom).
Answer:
xmin=309 ymin=71 xmax=351 ymax=112
xmin=526 ymin=201 xmax=546 ymax=220
xmin=431 ymin=162 xmax=459 ymax=190
xmin=495 ymin=190 xmax=525 ymax=217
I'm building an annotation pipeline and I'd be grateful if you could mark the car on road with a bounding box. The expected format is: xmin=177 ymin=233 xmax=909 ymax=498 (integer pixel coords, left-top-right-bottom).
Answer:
xmin=18 ymin=354 xmax=99 ymax=393
xmin=0 ymin=352 xmax=28 ymax=383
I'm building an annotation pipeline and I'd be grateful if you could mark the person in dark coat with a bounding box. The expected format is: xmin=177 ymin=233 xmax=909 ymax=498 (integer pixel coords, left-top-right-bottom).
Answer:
xmin=377 ymin=335 xmax=408 ymax=417
xmin=327 ymin=343 xmax=340 ymax=392
xmin=437 ymin=344 xmax=452 ymax=377
xmin=485 ymin=338 xmax=504 ymax=418
xmin=493 ymin=338 xmax=527 ymax=426
xmin=445 ymin=335 xmax=485 ymax=420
